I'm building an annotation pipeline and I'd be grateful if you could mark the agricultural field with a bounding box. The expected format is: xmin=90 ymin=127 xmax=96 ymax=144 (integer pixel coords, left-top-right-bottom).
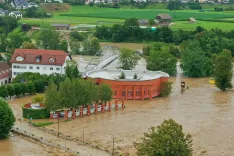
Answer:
xmin=19 ymin=4 xmax=234 ymax=31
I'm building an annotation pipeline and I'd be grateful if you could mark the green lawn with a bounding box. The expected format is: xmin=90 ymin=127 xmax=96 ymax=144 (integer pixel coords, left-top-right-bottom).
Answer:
xmin=19 ymin=5 xmax=234 ymax=31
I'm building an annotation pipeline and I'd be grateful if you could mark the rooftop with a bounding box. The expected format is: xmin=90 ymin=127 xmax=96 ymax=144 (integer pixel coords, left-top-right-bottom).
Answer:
xmin=10 ymin=49 xmax=69 ymax=66
xmin=86 ymin=69 xmax=169 ymax=81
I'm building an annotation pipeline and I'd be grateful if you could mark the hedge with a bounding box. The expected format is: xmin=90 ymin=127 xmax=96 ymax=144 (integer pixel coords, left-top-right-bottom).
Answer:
xmin=22 ymin=106 xmax=50 ymax=119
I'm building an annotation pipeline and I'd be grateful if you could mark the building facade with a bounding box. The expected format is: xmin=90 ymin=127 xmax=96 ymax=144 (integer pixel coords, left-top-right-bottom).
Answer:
xmin=10 ymin=49 xmax=71 ymax=78
xmin=86 ymin=69 xmax=169 ymax=100
xmin=0 ymin=62 xmax=11 ymax=86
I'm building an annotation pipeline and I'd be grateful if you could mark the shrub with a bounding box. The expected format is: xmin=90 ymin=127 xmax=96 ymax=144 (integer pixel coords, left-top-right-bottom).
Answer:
xmin=32 ymin=94 xmax=45 ymax=103
xmin=160 ymin=82 xmax=172 ymax=97
xmin=119 ymin=72 xmax=126 ymax=79
xmin=0 ymin=98 xmax=15 ymax=139
xmin=22 ymin=105 xmax=50 ymax=119
xmin=32 ymin=122 xmax=53 ymax=127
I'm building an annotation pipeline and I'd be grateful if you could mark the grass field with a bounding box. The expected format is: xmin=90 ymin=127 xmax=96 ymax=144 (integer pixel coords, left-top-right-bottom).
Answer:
xmin=19 ymin=4 xmax=234 ymax=31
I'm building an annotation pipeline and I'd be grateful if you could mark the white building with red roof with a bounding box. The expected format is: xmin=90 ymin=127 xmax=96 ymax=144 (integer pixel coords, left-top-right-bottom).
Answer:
xmin=10 ymin=49 xmax=71 ymax=78
xmin=0 ymin=62 xmax=11 ymax=86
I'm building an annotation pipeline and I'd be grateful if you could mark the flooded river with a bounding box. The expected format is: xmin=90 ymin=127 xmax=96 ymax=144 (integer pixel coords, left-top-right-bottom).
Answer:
xmin=7 ymin=75 xmax=234 ymax=156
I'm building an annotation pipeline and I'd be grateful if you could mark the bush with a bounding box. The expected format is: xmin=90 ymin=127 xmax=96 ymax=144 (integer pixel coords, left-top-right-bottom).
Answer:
xmin=32 ymin=122 xmax=53 ymax=127
xmin=0 ymin=98 xmax=15 ymax=139
xmin=160 ymin=82 xmax=172 ymax=97
xmin=22 ymin=105 xmax=50 ymax=119
xmin=214 ymin=7 xmax=223 ymax=12
xmin=32 ymin=94 xmax=45 ymax=103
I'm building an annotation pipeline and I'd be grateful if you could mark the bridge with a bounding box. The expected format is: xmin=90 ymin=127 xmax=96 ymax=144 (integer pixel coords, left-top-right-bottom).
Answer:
xmin=84 ymin=45 xmax=121 ymax=71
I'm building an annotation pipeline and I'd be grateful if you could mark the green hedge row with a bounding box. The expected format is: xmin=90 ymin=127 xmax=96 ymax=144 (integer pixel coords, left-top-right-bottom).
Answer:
xmin=22 ymin=106 xmax=50 ymax=119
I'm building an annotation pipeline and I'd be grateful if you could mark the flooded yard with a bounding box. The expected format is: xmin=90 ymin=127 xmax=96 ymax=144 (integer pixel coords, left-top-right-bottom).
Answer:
xmin=7 ymin=75 xmax=234 ymax=156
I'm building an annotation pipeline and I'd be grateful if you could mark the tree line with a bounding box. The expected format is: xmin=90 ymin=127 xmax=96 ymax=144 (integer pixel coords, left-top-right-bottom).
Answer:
xmin=45 ymin=78 xmax=113 ymax=112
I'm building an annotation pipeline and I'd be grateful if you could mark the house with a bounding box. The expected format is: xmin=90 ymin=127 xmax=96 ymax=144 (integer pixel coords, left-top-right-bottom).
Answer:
xmin=50 ymin=24 xmax=70 ymax=30
xmin=138 ymin=19 xmax=149 ymax=26
xmin=9 ymin=11 xmax=23 ymax=18
xmin=11 ymin=0 xmax=38 ymax=9
xmin=10 ymin=49 xmax=71 ymax=78
xmin=0 ymin=9 xmax=8 ymax=16
xmin=188 ymin=17 xmax=197 ymax=23
xmin=44 ymin=0 xmax=63 ymax=3
xmin=155 ymin=14 xmax=172 ymax=26
xmin=0 ymin=62 xmax=11 ymax=86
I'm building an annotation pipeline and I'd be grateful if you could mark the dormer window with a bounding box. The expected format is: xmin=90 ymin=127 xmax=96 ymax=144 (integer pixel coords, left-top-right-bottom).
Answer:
xmin=49 ymin=58 xmax=54 ymax=63
xmin=36 ymin=55 xmax=42 ymax=63
xmin=16 ymin=56 xmax=24 ymax=62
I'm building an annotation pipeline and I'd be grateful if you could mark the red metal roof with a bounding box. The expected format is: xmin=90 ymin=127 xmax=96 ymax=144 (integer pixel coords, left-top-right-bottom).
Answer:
xmin=0 ymin=62 xmax=11 ymax=79
xmin=10 ymin=49 xmax=69 ymax=66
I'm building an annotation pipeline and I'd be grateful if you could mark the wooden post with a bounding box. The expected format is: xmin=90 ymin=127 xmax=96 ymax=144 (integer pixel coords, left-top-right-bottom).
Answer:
xmin=64 ymin=110 xmax=68 ymax=120
xmin=80 ymin=106 xmax=83 ymax=117
xmin=125 ymin=87 xmax=128 ymax=100
xmin=150 ymin=86 xmax=152 ymax=100
xmin=122 ymin=99 xmax=124 ymax=109
xmin=72 ymin=108 xmax=76 ymax=119
xmin=95 ymin=103 xmax=98 ymax=114
xmin=115 ymin=99 xmax=118 ymax=110
xmin=50 ymin=112 xmax=53 ymax=119
xmin=141 ymin=86 xmax=144 ymax=100
xmin=133 ymin=86 xmax=136 ymax=100
xmin=108 ymin=101 xmax=111 ymax=112
xmin=87 ymin=105 xmax=91 ymax=116
xmin=101 ymin=103 xmax=104 ymax=113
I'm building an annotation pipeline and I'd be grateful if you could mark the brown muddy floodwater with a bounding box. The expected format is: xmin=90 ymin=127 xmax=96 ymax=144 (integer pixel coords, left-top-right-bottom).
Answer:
xmin=7 ymin=76 xmax=234 ymax=156
xmin=100 ymin=42 xmax=143 ymax=50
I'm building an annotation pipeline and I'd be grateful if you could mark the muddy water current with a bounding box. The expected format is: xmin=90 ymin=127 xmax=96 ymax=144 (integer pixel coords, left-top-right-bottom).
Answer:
xmin=4 ymin=62 xmax=234 ymax=155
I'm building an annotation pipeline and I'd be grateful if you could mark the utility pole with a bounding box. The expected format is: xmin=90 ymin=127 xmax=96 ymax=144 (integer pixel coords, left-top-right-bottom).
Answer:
xmin=109 ymin=134 xmax=115 ymax=155
xmin=57 ymin=113 xmax=60 ymax=137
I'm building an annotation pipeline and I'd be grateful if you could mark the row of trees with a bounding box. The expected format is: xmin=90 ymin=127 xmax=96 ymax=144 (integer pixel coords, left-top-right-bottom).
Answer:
xmin=0 ymin=80 xmax=45 ymax=98
xmin=45 ymin=78 xmax=113 ymax=112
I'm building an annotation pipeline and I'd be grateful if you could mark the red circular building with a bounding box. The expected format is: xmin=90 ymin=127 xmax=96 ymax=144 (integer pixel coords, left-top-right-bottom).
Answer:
xmin=86 ymin=69 xmax=169 ymax=100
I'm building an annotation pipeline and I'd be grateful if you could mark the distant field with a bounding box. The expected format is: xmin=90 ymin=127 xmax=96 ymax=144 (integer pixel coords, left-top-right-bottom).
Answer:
xmin=20 ymin=4 xmax=234 ymax=31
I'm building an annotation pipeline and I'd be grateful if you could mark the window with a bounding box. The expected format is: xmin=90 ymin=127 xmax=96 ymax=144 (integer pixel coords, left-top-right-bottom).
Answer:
xmin=13 ymin=65 xmax=16 ymax=68
xmin=29 ymin=66 xmax=33 ymax=70
xmin=114 ymin=90 xmax=117 ymax=96
xmin=36 ymin=66 xmax=40 ymax=70
xmin=43 ymin=67 xmax=47 ymax=70
xmin=49 ymin=58 xmax=54 ymax=63
xmin=122 ymin=90 xmax=125 ymax=96
xmin=136 ymin=90 xmax=140 ymax=96
xmin=56 ymin=68 xmax=60 ymax=71
xmin=128 ymin=90 xmax=132 ymax=96
xmin=144 ymin=89 xmax=146 ymax=95
xmin=50 ymin=67 xmax=53 ymax=70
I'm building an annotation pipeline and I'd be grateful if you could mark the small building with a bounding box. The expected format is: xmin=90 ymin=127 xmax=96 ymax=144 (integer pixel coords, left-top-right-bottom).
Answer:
xmin=0 ymin=9 xmax=8 ymax=16
xmin=44 ymin=0 xmax=63 ymax=3
xmin=138 ymin=19 xmax=149 ymax=26
xmin=188 ymin=17 xmax=197 ymax=23
xmin=155 ymin=14 xmax=172 ymax=26
xmin=0 ymin=62 xmax=11 ymax=86
xmin=10 ymin=49 xmax=71 ymax=78
xmin=11 ymin=0 xmax=38 ymax=9
xmin=50 ymin=24 xmax=70 ymax=30
xmin=9 ymin=11 xmax=22 ymax=18
xmin=86 ymin=69 xmax=169 ymax=100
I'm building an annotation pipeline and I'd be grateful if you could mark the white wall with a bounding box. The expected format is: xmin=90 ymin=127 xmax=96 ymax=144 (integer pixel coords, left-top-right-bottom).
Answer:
xmin=0 ymin=76 xmax=10 ymax=86
xmin=11 ymin=63 xmax=66 ymax=78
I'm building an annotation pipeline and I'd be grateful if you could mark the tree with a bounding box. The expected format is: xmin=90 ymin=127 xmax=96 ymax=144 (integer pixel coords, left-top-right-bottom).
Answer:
xmin=213 ymin=50 xmax=233 ymax=91
xmin=119 ymin=48 xmax=140 ymax=70
xmin=123 ymin=18 xmax=139 ymax=27
xmin=133 ymin=73 xmax=137 ymax=79
xmin=167 ymin=0 xmax=181 ymax=10
xmin=34 ymin=80 xmax=45 ymax=93
xmin=26 ymin=81 xmax=36 ymax=95
xmin=160 ymin=82 xmax=173 ymax=97
xmin=70 ymin=31 xmax=84 ymax=41
xmin=14 ymin=83 xmax=22 ymax=97
xmin=70 ymin=40 xmax=81 ymax=55
xmin=6 ymin=84 xmax=15 ymax=98
xmin=98 ymin=83 xmax=113 ymax=104
xmin=0 ymin=98 xmax=15 ymax=139
xmin=36 ymin=29 xmax=60 ymax=50
xmin=82 ymin=39 xmax=91 ymax=55
xmin=90 ymin=37 xmax=100 ymax=55
xmin=60 ymin=40 xmax=68 ymax=52
xmin=119 ymin=72 xmax=126 ymax=79
xmin=181 ymin=40 xmax=213 ymax=77
xmin=22 ymin=41 xmax=37 ymax=49
xmin=65 ymin=61 xmax=81 ymax=79
xmin=32 ymin=94 xmax=45 ymax=103
xmin=0 ymin=86 xmax=8 ymax=98
xmin=45 ymin=83 xmax=61 ymax=111
xmin=146 ymin=43 xmax=177 ymax=76
xmin=157 ymin=27 xmax=173 ymax=43
xmin=135 ymin=119 xmax=193 ymax=156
